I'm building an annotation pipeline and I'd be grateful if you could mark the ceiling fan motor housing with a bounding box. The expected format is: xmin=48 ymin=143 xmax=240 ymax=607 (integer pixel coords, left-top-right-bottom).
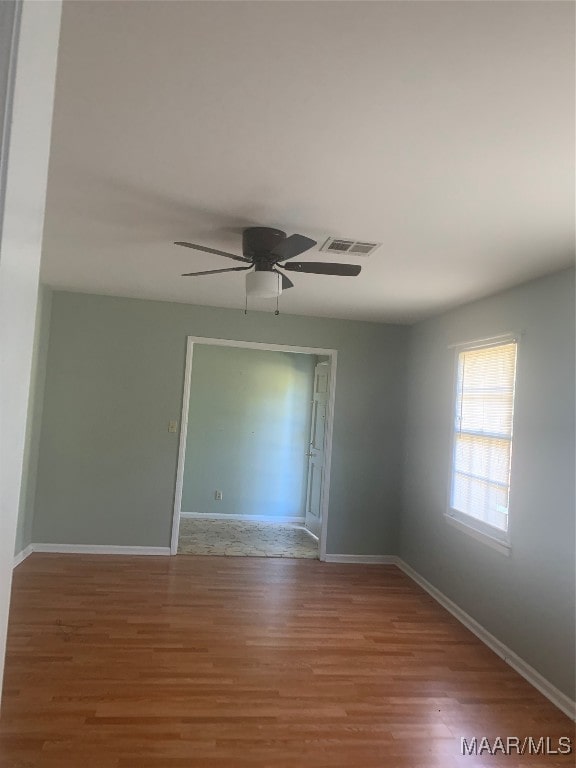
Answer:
xmin=242 ymin=227 xmax=286 ymax=258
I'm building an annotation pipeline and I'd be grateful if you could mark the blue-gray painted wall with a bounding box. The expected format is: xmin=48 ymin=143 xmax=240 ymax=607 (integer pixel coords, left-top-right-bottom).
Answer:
xmin=182 ymin=344 xmax=315 ymax=518
xmin=401 ymin=268 xmax=575 ymax=700
xmin=14 ymin=285 xmax=52 ymax=554
xmin=31 ymin=290 xmax=408 ymax=554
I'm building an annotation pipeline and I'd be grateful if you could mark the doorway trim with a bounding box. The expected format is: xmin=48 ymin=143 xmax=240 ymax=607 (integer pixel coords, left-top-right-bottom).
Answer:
xmin=170 ymin=336 xmax=338 ymax=561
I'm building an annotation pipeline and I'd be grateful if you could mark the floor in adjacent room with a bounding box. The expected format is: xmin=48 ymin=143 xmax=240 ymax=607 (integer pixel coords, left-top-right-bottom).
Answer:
xmin=1 ymin=554 xmax=573 ymax=768
xmin=177 ymin=517 xmax=319 ymax=559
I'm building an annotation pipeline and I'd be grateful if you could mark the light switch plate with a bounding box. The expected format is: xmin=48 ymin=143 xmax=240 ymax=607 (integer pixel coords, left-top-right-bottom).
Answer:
xmin=168 ymin=420 xmax=178 ymax=433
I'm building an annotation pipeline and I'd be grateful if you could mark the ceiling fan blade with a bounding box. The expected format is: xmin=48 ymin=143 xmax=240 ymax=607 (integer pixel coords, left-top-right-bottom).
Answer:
xmin=273 ymin=268 xmax=294 ymax=290
xmin=270 ymin=234 xmax=317 ymax=263
xmin=181 ymin=266 xmax=252 ymax=277
xmin=175 ymin=241 xmax=251 ymax=263
xmin=282 ymin=261 xmax=361 ymax=276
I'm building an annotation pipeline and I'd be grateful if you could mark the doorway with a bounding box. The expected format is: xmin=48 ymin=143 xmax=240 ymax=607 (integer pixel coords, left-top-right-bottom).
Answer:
xmin=170 ymin=338 xmax=337 ymax=560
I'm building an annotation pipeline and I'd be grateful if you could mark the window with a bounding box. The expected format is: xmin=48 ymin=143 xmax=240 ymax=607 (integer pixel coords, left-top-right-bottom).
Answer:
xmin=447 ymin=338 xmax=518 ymax=548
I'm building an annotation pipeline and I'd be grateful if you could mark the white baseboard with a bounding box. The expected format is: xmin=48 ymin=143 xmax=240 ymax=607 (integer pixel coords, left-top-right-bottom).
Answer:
xmin=323 ymin=554 xmax=398 ymax=564
xmin=13 ymin=544 xmax=34 ymax=568
xmin=395 ymin=558 xmax=576 ymax=722
xmin=180 ymin=512 xmax=306 ymax=524
xmin=30 ymin=543 xmax=171 ymax=557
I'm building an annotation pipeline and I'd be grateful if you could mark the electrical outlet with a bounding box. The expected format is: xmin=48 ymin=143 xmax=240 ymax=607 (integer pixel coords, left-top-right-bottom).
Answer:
xmin=168 ymin=420 xmax=178 ymax=433
xmin=214 ymin=490 xmax=223 ymax=501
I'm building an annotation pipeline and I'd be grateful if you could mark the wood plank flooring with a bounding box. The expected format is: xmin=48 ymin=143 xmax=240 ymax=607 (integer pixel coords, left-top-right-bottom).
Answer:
xmin=1 ymin=554 xmax=573 ymax=767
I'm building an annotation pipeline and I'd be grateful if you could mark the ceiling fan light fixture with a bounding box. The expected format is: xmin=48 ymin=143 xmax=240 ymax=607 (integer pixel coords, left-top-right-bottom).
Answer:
xmin=246 ymin=270 xmax=282 ymax=298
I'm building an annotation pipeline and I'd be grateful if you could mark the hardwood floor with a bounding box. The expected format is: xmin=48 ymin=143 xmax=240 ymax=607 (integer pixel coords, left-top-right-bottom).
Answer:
xmin=1 ymin=554 xmax=573 ymax=767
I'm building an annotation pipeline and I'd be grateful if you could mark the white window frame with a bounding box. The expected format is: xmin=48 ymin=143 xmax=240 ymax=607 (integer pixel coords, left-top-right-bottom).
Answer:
xmin=445 ymin=334 xmax=519 ymax=555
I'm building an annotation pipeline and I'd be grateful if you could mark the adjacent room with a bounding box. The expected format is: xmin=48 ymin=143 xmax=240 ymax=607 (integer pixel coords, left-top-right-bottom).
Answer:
xmin=175 ymin=341 xmax=327 ymax=558
xmin=0 ymin=1 xmax=574 ymax=766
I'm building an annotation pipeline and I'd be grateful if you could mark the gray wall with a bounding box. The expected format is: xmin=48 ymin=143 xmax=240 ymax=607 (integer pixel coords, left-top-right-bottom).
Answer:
xmin=0 ymin=0 xmax=20 ymax=547
xmin=32 ymin=290 xmax=408 ymax=554
xmin=0 ymin=0 xmax=62 ymax=702
xmin=182 ymin=344 xmax=315 ymax=518
xmin=14 ymin=285 xmax=52 ymax=554
xmin=0 ymin=0 xmax=19 ymax=245
xmin=400 ymin=268 xmax=575 ymax=699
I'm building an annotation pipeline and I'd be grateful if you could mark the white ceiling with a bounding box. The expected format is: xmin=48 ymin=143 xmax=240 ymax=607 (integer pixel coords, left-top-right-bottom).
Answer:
xmin=41 ymin=0 xmax=574 ymax=323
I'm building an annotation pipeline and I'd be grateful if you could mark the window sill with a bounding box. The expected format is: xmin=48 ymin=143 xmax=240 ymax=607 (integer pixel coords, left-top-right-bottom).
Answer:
xmin=444 ymin=513 xmax=511 ymax=556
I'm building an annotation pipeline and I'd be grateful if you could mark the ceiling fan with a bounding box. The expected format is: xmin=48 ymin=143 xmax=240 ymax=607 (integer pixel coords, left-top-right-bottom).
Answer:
xmin=175 ymin=227 xmax=361 ymax=298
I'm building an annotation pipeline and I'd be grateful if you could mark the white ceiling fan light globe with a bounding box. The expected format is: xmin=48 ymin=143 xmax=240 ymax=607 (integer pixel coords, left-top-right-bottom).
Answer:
xmin=246 ymin=271 xmax=282 ymax=298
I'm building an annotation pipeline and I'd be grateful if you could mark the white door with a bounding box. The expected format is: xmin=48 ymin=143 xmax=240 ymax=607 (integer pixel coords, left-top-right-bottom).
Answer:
xmin=305 ymin=361 xmax=330 ymax=537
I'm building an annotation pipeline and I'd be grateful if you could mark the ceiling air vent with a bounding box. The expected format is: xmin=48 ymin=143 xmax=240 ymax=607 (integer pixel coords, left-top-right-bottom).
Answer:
xmin=320 ymin=237 xmax=381 ymax=256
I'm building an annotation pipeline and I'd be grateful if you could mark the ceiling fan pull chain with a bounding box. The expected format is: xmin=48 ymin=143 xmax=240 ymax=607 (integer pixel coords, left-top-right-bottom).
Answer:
xmin=275 ymin=274 xmax=280 ymax=315
xmin=244 ymin=292 xmax=248 ymax=315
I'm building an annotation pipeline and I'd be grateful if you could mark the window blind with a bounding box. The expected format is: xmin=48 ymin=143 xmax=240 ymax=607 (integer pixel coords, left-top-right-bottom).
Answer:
xmin=450 ymin=341 xmax=517 ymax=532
